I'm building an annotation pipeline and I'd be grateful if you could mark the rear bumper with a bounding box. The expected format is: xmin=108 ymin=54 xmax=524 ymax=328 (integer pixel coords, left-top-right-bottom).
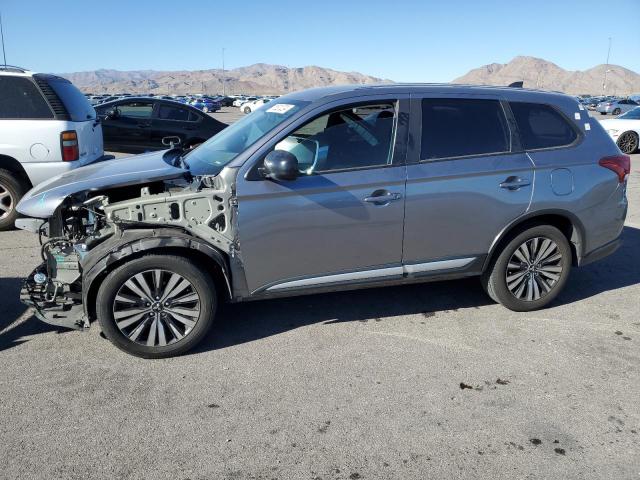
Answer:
xmin=578 ymin=237 xmax=622 ymax=267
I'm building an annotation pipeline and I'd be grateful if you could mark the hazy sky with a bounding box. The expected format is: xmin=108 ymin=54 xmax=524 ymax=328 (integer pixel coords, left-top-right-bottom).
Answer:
xmin=1 ymin=0 xmax=639 ymax=81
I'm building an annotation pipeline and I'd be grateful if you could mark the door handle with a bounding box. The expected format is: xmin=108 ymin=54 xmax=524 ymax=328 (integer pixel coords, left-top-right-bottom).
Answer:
xmin=500 ymin=176 xmax=531 ymax=190
xmin=364 ymin=191 xmax=403 ymax=204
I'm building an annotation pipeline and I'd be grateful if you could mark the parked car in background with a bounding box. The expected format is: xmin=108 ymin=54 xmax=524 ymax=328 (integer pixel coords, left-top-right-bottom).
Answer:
xmin=241 ymin=98 xmax=271 ymax=114
xmin=601 ymin=106 xmax=640 ymax=154
xmin=0 ymin=66 xmax=107 ymax=230
xmin=16 ymin=84 xmax=629 ymax=357
xmin=234 ymin=96 xmax=256 ymax=107
xmin=190 ymin=97 xmax=221 ymax=113
xmin=596 ymin=98 xmax=639 ymax=115
xmin=95 ymin=97 xmax=226 ymax=153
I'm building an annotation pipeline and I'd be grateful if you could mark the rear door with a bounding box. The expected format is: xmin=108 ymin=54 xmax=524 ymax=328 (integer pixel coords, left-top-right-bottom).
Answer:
xmin=402 ymin=95 xmax=534 ymax=271
xmin=150 ymin=103 xmax=201 ymax=148
xmin=236 ymin=97 xmax=410 ymax=294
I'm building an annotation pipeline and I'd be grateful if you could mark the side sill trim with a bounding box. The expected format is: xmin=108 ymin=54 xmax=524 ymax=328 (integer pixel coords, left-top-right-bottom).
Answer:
xmin=265 ymin=257 xmax=476 ymax=292
xmin=403 ymin=257 xmax=475 ymax=274
xmin=267 ymin=266 xmax=404 ymax=291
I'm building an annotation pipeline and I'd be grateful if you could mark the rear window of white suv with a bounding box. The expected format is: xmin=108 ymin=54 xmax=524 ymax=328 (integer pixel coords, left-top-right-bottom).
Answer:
xmin=46 ymin=77 xmax=96 ymax=121
xmin=0 ymin=76 xmax=53 ymax=119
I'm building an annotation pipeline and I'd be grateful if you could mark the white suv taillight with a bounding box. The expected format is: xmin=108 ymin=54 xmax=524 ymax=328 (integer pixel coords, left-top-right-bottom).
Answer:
xmin=61 ymin=130 xmax=79 ymax=162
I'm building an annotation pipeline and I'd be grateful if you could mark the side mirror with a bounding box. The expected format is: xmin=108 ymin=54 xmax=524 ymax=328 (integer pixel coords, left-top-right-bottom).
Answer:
xmin=105 ymin=109 xmax=119 ymax=120
xmin=262 ymin=150 xmax=299 ymax=181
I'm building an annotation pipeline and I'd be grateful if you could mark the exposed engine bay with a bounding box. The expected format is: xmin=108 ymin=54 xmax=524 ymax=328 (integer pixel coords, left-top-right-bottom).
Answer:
xmin=20 ymin=168 xmax=238 ymax=330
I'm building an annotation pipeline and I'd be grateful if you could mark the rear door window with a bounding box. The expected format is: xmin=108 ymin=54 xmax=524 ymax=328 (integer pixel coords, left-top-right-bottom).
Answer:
xmin=44 ymin=76 xmax=96 ymax=121
xmin=0 ymin=76 xmax=53 ymax=119
xmin=157 ymin=104 xmax=193 ymax=121
xmin=420 ymin=98 xmax=510 ymax=160
xmin=509 ymin=102 xmax=578 ymax=150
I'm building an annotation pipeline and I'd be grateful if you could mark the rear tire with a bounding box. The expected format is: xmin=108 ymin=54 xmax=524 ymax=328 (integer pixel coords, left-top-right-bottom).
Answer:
xmin=97 ymin=254 xmax=217 ymax=358
xmin=244 ymin=107 xmax=251 ymax=114
xmin=0 ymin=169 xmax=27 ymax=231
xmin=481 ymin=225 xmax=572 ymax=311
xmin=617 ymin=131 xmax=639 ymax=154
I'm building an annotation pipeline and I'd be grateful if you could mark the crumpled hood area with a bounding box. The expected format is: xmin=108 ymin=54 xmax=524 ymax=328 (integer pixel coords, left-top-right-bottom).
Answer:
xmin=17 ymin=149 xmax=189 ymax=218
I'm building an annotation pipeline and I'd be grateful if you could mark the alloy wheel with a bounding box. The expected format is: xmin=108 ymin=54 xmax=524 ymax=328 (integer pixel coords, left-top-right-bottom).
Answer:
xmin=112 ymin=269 xmax=201 ymax=347
xmin=505 ymin=237 xmax=563 ymax=302
xmin=0 ymin=182 xmax=15 ymax=220
xmin=617 ymin=132 xmax=638 ymax=154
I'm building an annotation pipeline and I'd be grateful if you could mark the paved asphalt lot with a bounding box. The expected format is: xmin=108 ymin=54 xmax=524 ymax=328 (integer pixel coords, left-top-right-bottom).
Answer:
xmin=1 ymin=108 xmax=639 ymax=480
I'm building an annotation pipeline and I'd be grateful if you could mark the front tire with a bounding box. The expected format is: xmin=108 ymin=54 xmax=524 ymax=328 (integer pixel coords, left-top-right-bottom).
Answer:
xmin=97 ymin=255 xmax=216 ymax=358
xmin=481 ymin=225 xmax=572 ymax=311
xmin=617 ymin=131 xmax=639 ymax=154
xmin=613 ymin=108 xmax=621 ymax=115
xmin=244 ymin=107 xmax=251 ymax=114
xmin=0 ymin=169 xmax=27 ymax=231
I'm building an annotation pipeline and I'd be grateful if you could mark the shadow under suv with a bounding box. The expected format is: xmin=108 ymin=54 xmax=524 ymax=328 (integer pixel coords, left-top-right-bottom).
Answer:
xmin=16 ymin=84 xmax=629 ymax=358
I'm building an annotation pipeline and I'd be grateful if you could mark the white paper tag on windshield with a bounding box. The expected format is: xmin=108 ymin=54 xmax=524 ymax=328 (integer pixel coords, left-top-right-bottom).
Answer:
xmin=578 ymin=104 xmax=585 ymax=110
xmin=267 ymin=104 xmax=295 ymax=114
xmin=574 ymin=112 xmax=581 ymax=120
xmin=584 ymin=122 xmax=591 ymax=131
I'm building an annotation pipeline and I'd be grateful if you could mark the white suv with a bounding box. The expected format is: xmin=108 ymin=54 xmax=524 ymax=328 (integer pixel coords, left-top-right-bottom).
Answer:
xmin=0 ymin=66 xmax=106 ymax=230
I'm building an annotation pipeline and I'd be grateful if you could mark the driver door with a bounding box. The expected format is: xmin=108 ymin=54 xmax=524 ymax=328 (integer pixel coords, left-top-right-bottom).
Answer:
xmin=236 ymin=98 xmax=410 ymax=294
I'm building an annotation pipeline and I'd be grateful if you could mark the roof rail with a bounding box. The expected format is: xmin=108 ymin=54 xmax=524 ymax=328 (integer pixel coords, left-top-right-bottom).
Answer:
xmin=0 ymin=64 xmax=29 ymax=73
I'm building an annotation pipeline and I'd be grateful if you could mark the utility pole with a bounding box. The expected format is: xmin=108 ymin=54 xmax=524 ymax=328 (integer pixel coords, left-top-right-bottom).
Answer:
xmin=221 ymin=47 xmax=226 ymax=96
xmin=603 ymin=36 xmax=612 ymax=95
xmin=0 ymin=12 xmax=7 ymax=66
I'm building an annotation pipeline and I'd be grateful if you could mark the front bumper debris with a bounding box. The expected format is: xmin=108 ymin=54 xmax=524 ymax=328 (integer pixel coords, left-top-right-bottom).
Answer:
xmin=21 ymin=264 xmax=87 ymax=330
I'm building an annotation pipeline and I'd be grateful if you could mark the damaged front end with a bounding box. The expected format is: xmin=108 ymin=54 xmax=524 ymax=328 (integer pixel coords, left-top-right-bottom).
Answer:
xmin=17 ymin=158 xmax=239 ymax=331
xmin=20 ymin=195 xmax=114 ymax=329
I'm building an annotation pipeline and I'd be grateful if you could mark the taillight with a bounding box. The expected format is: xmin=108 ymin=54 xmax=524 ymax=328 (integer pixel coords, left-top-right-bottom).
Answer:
xmin=599 ymin=155 xmax=631 ymax=183
xmin=61 ymin=130 xmax=79 ymax=162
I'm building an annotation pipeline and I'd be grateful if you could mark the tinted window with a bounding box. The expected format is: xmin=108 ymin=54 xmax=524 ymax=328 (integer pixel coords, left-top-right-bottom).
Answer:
xmin=45 ymin=77 xmax=96 ymax=121
xmin=420 ymin=99 xmax=509 ymax=160
xmin=0 ymin=76 xmax=53 ymax=119
xmin=158 ymin=104 xmax=195 ymax=121
xmin=275 ymin=103 xmax=396 ymax=173
xmin=116 ymin=102 xmax=153 ymax=118
xmin=510 ymin=102 xmax=577 ymax=150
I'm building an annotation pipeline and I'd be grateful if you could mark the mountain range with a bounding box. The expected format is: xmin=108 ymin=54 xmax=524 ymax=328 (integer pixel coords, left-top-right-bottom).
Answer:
xmin=61 ymin=57 xmax=640 ymax=96
xmin=62 ymin=64 xmax=390 ymax=96
xmin=453 ymin=56 xmax=640 ymax=96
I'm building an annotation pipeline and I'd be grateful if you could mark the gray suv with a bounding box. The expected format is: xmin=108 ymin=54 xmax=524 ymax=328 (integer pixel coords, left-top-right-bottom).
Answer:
xmin=16 ymin=84 xmax=629 ymax=358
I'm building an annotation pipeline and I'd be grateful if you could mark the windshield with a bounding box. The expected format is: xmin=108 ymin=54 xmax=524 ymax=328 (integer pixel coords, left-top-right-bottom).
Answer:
xmin=619 ymin=107 xmax=640 ymax=120
xmin=183 ymin=99 xmax=310 ymax=175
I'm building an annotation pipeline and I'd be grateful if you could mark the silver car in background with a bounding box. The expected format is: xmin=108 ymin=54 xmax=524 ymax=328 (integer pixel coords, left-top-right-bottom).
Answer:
xmin=15 ymin=84 xmax=629 ymax=358
xmin=597 ymin=98 xmax=639 ymax=115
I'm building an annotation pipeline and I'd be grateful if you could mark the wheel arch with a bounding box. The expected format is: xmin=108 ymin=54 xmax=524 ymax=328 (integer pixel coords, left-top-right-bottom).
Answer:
xmin=483 ymin=210 xmax=585 ymax=272
xmin=0 ymin=154 xmax=32 ymax=188
xmin=83 ymin=234 xmax=232 ymax=322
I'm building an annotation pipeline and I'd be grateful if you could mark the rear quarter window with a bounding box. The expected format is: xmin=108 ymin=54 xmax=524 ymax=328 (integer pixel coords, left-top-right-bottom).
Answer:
xmin=46 ymin=77 xmax=96 ymax=121
xmin=509 ymin=102 xmax=578 ymax=150
xmin=0 ymin=76 xmax=53 ymax=119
